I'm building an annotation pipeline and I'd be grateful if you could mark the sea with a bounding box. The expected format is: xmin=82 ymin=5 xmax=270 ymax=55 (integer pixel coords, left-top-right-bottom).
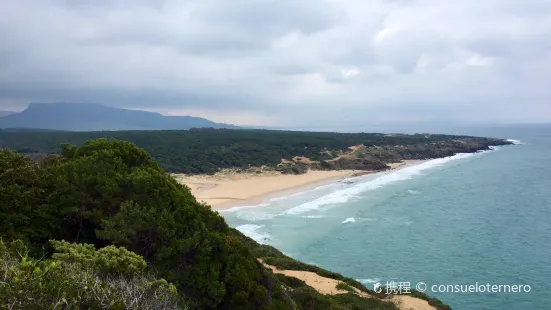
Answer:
xmin=221 ymin=125 xmax=551 ymax=310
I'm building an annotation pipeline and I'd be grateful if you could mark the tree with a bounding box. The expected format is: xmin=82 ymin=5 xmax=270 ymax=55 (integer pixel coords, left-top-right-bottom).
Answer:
xmin=0 ymin=139 xmax=293 ymax=309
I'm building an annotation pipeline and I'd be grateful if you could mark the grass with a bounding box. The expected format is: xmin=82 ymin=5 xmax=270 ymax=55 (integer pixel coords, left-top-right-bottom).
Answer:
xmin=336 ymin=282 xmax=356 ymax=293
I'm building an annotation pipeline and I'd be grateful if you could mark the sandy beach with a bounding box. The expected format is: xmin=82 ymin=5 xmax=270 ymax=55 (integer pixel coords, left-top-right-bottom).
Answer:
xmin=172 ymin=161 xmax=415 ymax=209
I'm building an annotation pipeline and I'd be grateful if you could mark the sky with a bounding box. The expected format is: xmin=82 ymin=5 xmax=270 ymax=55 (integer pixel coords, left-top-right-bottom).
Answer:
xmin=1 ymin=0 xmax=550 ymax=129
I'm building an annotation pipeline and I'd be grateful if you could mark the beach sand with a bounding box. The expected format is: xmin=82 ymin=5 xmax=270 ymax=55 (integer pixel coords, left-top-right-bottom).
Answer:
xmin=172 ymin=160 xmax=418 ymax=209
xmin=172 ymin=169 xmax=362 ymax=208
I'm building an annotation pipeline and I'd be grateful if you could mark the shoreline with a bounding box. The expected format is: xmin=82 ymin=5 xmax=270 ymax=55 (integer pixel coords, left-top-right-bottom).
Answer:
xmin=172 ymin=160 xmax=422 ymax=210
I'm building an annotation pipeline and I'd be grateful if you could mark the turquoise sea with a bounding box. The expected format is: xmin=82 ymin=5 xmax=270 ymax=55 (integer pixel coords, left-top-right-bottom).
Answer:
xmin=222 ymin=126 xmax=551 ymax=310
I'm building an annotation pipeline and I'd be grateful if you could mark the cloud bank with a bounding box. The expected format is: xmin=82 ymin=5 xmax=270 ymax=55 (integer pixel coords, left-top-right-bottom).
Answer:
xmin=1 ymin=0 xmax=550 ymax=127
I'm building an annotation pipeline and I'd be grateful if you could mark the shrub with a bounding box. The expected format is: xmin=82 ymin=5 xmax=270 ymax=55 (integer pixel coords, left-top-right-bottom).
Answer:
xmin=336 ymin=282 xmax=356 ymax=293
xmin=50 ymin=240 xmax=147 ymax=276
xmin=0 ymin=139 xmax=295 ymax=309
xmin=0 ymin=239 xmax=184 ymax=310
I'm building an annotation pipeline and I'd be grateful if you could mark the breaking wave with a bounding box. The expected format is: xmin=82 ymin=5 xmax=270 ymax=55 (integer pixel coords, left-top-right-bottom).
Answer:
xmin=236 ymin=224 xmax=271 ymax=244
xmin=506 ymin=139 xmax=523 ymax=145
xmin=236 ymin=211 xmax=277 ymax=221
xmin=302 ymin=215 xmax=325 ymax=219
xmin=358 ymin=278 xmax=381 ymax=285
xmin=218 ymin=203 xmax=270 ymax=213
xmin=342 ymin=217 xmax=356 ymax=224
xmin=283 ymin=150 xmax=493 ymax=215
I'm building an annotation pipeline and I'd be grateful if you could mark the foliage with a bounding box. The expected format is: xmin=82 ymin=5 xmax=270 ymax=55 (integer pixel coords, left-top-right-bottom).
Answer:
xmin=0 ymin=149 xmax=50 ymax=243
xmin=408 ymin=290 xmax=452 ymax=310
xmin=330 ymin=294 xmax=399 ymax=310
xmin=0 ymin=128 xmax=510 ymax=174
xmin=336 ymin=282 xmax=356 ymax=293
xmin=50 ymin=240 xmax=147 ymax=276
xmin=0 ymin=137 xmax=452 ymax=309
xmin=230 ymin=228 xmax=371 ymax=294
xmin=0 ymin=239 xmax=184 ymax=310
xmin=275 ymin=273 xmax=399 ymax=310
xmin=0 ymin=139 xmax=294 ymax=309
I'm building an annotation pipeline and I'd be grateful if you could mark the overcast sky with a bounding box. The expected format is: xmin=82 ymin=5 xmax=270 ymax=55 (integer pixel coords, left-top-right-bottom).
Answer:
xmin=1 ymin=0 xmax=550 ymax=128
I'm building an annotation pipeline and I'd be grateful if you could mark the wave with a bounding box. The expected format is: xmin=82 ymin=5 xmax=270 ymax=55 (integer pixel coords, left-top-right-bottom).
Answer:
xmin=302 ymin=215 xmax=325 ymax=219
xmin=236 ymin=211 xmax=277 ymax=221
xmin=236 ymin=224 xmax=271 ymax=244
xmin=506 ymin=139 xmax=523 ymax=145
xmin=358 ymin=278 xmax=381 ymax=285
xmin=358 ymin=217 xmax=375 ymax=221
xmin=283 ymin=151 xmax=492 ymax=215
xmin=407 ymin=189 xmax=420 ymax=194
xmin=218 ymin=203 xmax=270 ymax=213
xmin=269 ymin=191 xmax=309 ymax=202
xmin=342 ymin=217 xmax=356 ymax=224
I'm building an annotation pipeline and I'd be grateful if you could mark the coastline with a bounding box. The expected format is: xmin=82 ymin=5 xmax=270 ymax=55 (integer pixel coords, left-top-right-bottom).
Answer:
xmin=172 ymin=160 xmax=421 ymax=210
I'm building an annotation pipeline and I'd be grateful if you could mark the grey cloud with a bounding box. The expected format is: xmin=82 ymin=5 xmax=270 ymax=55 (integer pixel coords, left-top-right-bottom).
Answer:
xmin=0 ymin=0 xmax=550 ymax=126
xmin=64 ymin=0 xmax=344 ymax=56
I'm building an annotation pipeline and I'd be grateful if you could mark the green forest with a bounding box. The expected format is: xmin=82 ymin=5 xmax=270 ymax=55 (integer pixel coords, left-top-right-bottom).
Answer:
xmin=0 ymin=138 xmax=452 ymax=309
xmin=0 ymin=128 xmax=511 ymax=174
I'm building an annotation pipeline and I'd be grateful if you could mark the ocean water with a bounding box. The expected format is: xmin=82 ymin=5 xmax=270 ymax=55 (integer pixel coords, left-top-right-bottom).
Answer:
xmin=222 ymin=126 xmax=551 ymax=310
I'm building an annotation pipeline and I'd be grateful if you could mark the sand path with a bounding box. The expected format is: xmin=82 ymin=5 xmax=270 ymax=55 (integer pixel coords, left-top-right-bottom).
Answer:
xmin=261 ymin=260 xmax=436 ymax=310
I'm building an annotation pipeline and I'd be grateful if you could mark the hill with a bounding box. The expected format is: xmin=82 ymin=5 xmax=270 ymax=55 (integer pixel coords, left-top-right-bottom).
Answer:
xmin=0 ymin=102 xmax=237 ymax=131
xmin=0 ymin=128 xmax=513 ymax=174
xmin=0 ymin=139 xmax=450 ymax=309
xmin=0 ymin=111 xmax=16 ymax=117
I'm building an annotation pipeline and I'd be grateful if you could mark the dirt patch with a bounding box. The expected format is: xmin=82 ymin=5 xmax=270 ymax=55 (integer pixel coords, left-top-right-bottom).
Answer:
xmin=292 ymin=156 xmax=315 ymax=165
xmin=260 ymin=260 xmax=370 ymax=297
xmin=391 ymin=295 xmax=436 ymax=310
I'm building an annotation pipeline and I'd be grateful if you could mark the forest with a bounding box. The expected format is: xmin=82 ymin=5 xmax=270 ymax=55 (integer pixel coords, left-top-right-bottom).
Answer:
xmin=0 ymin=138 xmax=452 ymax=309
xmin=0 ymin=128 xmax=511 ymax=174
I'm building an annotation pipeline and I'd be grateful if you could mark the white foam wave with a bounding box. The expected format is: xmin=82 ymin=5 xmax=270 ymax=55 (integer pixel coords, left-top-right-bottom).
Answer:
xmin=302 ymin=215 xmax=325 ymax=219
xmin=358 ymin=278 xmax=381 ymax=284
xmin=506 ymin=139 xmax=522 ymax=145
xmin=407 ymin=189 xmax=420 ymax=194
xmin=268 ymin=182 xmax=342 ymax=202
xmin=236 ymin=224 xmax=271 ymax=244
xmin=283 ymin=151 xmax=490 ymax=215
xmin=358 ymin=217 xmax=375 ymax=221
xmin=218 ymin=203 xmax=270 ymax=213
xmin=236 ymin=211 xmax=277 ymax=221
xmin=269 ymin=191 xmax=308 ymax=202
xmin=342 ymin=217 xmax=356 ymax=224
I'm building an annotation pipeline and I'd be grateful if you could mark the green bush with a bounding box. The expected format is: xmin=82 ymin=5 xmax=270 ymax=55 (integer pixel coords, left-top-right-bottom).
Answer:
xmin=336 ymin=282 xmax=356 ymax=293
xmin=0 ymin=239 xmax=184 ymax=310
xmin=330 ymin=294 xmax=399 ymax=310
xmin=0 ymin=139 xmax=294 ymax=309
xmin=50 ymin=240 xmax=147 ymax=276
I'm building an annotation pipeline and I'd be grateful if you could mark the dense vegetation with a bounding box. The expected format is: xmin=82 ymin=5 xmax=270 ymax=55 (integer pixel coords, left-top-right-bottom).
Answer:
xmin=1 ymin=239 xmax=183 ymax=309
xmin=0 ymin=138 xmax=454 ymax=309
xmin=0 ymin=128 xmax=511 ymax=174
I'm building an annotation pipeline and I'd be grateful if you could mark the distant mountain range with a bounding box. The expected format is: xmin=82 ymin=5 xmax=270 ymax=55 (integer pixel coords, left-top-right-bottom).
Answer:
xmin=0 ymin=103 xmax=237 ymax=131
xmin=0 ymin=111 xmax=16 ymax=117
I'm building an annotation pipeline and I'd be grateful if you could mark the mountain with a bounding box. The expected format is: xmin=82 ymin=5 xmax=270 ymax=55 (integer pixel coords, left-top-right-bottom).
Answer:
xmin=0 ymin=102 xmax=237 ymax=131
xmin=0 ymin=111 xmax=16 ymax=117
